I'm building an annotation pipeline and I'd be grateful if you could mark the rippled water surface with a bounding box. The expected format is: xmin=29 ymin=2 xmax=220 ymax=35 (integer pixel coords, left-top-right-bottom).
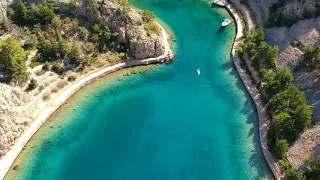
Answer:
xmin=5 ymin=0 xmax=273 ymax=179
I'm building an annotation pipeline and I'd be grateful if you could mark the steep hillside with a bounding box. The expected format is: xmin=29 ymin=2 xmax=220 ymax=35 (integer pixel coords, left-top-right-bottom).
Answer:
xmin=242 ymin=0 xmax=320 ymax=178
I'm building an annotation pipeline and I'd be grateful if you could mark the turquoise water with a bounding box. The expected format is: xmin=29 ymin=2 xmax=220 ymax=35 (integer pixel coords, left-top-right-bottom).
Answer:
xmin=5 ymin=0 xmax=273 ymax=179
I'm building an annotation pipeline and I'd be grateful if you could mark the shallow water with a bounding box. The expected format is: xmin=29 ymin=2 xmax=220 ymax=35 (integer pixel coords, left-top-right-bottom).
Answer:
xmin=5 ymin=0 xmax=273 ymax=179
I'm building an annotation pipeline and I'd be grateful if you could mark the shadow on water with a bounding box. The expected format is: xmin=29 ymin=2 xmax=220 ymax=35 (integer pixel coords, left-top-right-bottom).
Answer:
xmin=205 ymin=56 xmax=273 ymax=179
xmin=224 ymin=64 xmax=274 ymax=179
xmin=215 ymin=26 xmax=226 ymax=35
xmin=210 ymin=3 xmax=224 ymax=9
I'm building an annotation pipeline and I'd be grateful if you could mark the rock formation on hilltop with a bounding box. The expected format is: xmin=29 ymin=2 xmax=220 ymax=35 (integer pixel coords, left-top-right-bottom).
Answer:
xmin=0 ymin=0 xmax=166 ymax=59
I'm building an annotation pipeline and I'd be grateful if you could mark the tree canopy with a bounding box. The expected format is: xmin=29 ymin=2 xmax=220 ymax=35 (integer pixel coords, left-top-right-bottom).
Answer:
xmin=11 ymin=0 xmax=55 ymax=25
xmin=260 ymin=67 xmax=294 ymax=98
xmin=0 ymin=36 xmax=28 ymax=83
xmin=245 ymin=28 xmax=278 ymax=69
xmin=259 ymin=41 xmax=278 ymax=68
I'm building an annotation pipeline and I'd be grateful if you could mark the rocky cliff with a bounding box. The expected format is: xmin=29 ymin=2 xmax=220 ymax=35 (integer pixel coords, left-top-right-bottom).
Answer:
xmin=0 ymin=84 xmax=31 ymax=157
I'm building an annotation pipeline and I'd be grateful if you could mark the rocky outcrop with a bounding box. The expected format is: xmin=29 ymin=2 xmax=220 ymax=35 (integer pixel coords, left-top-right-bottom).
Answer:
xmin=287 ymin=125 xmax=320 ymax=169
xmin=266 ymin=17 xmax=320 ymax=68
xmin=0 ymin=0 xmax=166 ymax=59
xmin=98 ymin=0 xmax=166 ymax=59
xmin=0 ymin=84 xmax=31 ymax=156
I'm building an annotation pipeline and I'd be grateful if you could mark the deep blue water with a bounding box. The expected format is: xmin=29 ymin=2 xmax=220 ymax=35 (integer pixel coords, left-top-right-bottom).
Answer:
xmin=5 ymin=0 xmax=273 ymax=179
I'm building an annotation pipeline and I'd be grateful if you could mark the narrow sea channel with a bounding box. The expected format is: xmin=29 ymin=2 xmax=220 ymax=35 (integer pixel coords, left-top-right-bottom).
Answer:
xmin=5 ymin=0 xmax=273 ymax=179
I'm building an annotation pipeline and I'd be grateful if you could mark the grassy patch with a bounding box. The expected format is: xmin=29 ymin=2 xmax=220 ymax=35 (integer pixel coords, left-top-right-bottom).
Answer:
xmin=144 ymin=21 xmax=159 ymax=36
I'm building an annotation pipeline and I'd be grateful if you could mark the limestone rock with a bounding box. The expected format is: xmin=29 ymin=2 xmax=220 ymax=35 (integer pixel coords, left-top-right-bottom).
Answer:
xmin=282 ymin=0 xmax=318 ymax=19
xmin=0 ymin=84 xmax=31 ymax=156
xmin=287 ymin=125 xmax=320 ymax=169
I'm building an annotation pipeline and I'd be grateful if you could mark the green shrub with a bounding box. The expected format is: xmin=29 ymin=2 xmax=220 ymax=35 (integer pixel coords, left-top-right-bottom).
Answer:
xmin=304 ymin=157 xmax=320 ymax=180
xmin=259 ymin=41 xmax=278 ymax=68
xmin=30 ymin=61 xmax=41 ymax=69
xmin=36 ymin=69 xmax=45 ymax=76
xmin=42 ymin=61 xmax=51 ymax=71
xmin=38 ymin=85 xmax=44 ymax=91
xmin=68 ymin=75 xmax=77 ymax=82
xmin=292 ymin=40 xmax=299 ymax=47
xmin=266 ymin=86 xmax=312 ymax=142
xmin=89 ymin=23 xmax=112 ymax=52
xmin=142 ymin=10 xmax=155 ymax=22
xmin=68 ymin=45 xmax=80 ymax=64
xmin=27 ymin=78 xmax=38 ymax=90
xmin=273 ymin=139 xmax=289 ymax=159
xmin=260 ymin=67 xmax=294 ymax=98
xmin=79 ymin=27 xmax=89 ymax=41
xmin=51 ymin=16 xmax=62 ymax=28
xmin=278 ymin=159 xmax=291 ymax=172
xmin=23 ymin=34 xmax=37 ymax=50
xmin=235 ymin=40 xmax=245 ymax=54
xmin=285 ymin=168 xmax=306 ymax=180
xmin=144 ymin=21 xmax=159 ymax=36
xmin=12 ymin=0 xmax=55 ymax=25
xmin=304 ymin=153 xmax=312 ymax=162
xmin=51 ymin=62 xmax=64 ymax=75
xmin=303 ymin=45 xmax=320 ymax=69
xmin=88 ymin=0 xmax=100 ymax=12
xmin=79 ymin=55 xmax=97 ymax=66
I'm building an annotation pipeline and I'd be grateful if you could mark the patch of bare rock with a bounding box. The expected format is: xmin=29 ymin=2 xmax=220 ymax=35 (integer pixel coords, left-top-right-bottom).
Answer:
xmin=0 ymin=84 xmax=31 ymax=157
xmin=287 ymin=125 xmax=320 ymax=169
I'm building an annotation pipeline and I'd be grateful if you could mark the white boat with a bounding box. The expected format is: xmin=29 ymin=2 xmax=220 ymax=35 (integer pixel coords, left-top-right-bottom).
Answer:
xmin=213 ymin=0 xmax=225 ymax=6
xmin=197 ymin=68 xmax=201 ymax=75
xmin=222 ymin=19 xmax=231 ymax=27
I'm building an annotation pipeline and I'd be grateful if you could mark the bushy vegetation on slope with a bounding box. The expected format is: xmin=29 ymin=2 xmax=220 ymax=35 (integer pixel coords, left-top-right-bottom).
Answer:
xmin=0 ymin=0 xmax=131 ymax=86
xmin=0 ymin=36 xmax=28 ymax=84
xmin=245 ymin=28 xmax=278 ymax=69
xmin=302 ymin=45 xmax=320 ymax=70
xmin=240 ymin=28 xmax=315 ymax=179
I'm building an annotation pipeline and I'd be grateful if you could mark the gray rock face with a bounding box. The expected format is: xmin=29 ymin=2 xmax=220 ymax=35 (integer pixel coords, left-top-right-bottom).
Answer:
xmin=282 ymin=0 xmax=318 ymax=19
xmin=97 ymin=0 xmax=165 ymax=59
xmin=266 ymin=17 xmax=320 ymax=67
xmin=0 ymin=84 xmax=31 ymax=156
xmin=294 ymin=71 xmax=320 ymax=123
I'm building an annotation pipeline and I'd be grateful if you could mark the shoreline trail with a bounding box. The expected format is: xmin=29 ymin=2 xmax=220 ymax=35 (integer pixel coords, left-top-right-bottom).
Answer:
xmin=225 ymin=1 xmax=282 ymax=179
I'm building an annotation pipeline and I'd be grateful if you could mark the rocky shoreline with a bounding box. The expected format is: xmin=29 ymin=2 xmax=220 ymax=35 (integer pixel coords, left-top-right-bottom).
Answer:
xmin=224 ymin=1 xmax=281 ymax=179
xmin=0 ymin=20 xmax=173 ymax=180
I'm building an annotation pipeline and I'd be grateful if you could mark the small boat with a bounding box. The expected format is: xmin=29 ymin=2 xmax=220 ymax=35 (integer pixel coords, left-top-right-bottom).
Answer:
xmin=197 ymin=68 xmax=201 ymax=75
xmin=213 ymin=0 xmax=225 ymax=7
xmin=222 ymin=19 xmax=231 ymax=27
